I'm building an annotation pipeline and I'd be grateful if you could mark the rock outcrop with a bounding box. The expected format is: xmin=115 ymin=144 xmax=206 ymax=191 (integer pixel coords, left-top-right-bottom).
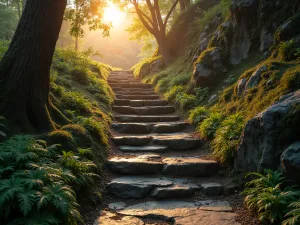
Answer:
xmin=281 ymin=142 xmax=300 ymax=182
xmin=235 ymin=90 xmax=300 ymax=172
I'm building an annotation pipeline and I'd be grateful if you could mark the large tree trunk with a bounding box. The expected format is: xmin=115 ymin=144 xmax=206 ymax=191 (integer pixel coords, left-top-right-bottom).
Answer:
xmin=155 ymin=33 xmax=173 ymax=65
xmin=0 ymin=0 xmax=67 ymax=132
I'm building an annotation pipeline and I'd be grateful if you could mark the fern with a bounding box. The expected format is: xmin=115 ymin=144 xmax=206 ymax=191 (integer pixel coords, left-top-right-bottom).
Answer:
xmin=17 ymin=190 xmax=36 ymax=216
xmin=283 ymin=201 xmax=300 ymax=225
xmin=0 ymin=177 xmax=24 ymax=204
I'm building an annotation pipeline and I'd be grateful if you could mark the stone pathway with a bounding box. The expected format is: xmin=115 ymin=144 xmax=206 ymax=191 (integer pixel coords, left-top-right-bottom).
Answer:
xmin=94 ymin=71 xmax=241 ymax=225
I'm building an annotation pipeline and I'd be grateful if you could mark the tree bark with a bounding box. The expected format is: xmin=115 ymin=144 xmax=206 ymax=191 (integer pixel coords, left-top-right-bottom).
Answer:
xmin=0 ymin=0 xmax=67 ymax=132
xmin=155 ymin=33 xmax=173 ymax=65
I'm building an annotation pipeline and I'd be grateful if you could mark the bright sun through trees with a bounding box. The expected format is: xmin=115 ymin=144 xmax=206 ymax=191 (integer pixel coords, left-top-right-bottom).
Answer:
xmin=103 ymin=3 xmax=125 ymax=26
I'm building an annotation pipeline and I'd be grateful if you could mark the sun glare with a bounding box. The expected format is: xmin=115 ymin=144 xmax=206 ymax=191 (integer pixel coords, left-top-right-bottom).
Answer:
xmin=103 ymin=3 xmax=125 ymax=26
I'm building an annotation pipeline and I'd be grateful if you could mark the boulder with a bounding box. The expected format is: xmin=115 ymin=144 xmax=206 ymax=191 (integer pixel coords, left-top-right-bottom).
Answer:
xmin=237 ymin=78 xmax=247 ymax=96
xmin=281 ymin=142 xmax=300 ymax=182
xmin=275 ymin=14 xmax=300 ymax=42
xmin=244 ymin=65 xmax=267 ymax=91
xmin=193 ymin=48 xmax=224 ymax=87
xmin=235 ymin=90 xmax=300 ymax=172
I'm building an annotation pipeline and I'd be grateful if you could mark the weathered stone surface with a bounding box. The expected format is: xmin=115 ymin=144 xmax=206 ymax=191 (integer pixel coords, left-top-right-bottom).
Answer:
xmin=174 ymin=209 xmax=240 ymax=225
xmin=235 ymin=90 xmax=300 ymax=172
xmin=106 ymin=176 xmax=173 ymax=198
xmin=114 ymin=115 xmax=180 ymax=123
xmin=94 ymin=211 xmax=144 ymax=225
xmin=244 ymin=65 xmax=267 ymax=91
xmin=111 ymin=123 xmax=152 ymax=134
xmin=108 ymin=202 xmax=126 ymax=210
xmin=201 ymin=183 xmax=224 ymax=196
xmin=119 ymin=145 xmax=168 ymax=153
xmin=237 ymin=78 xmax=247 ymax=96
xmin=153 ymin=122 xmax=189 ymax=133
xmin=113 ymin=106 xmax=174 ymax=115
xmin=107 ymin=156 xmax=163 ymax=174
xmin=153 ymin=134 xmax=200 ymax=150
xmin=115 ymin=95 xmax=159 ymax=100
xmin=151 ymin=182 xmax=200 ymax=199
xmin=162 ymin=157 xmax=219 ymax=176
xmin=112 ymin=136 xmax=152 ymax=146
xmin=281 ymin=142 xmax=300 ymax=182
xmin=114 ymin=99 xmax=131 ymax=106
xmin=118 ymin=200 xmax=233 ymax=218
xmin=192 ymin=48 xmax=224 ymax=87
xmin=276 ymin=15 xmax=300 ymax=42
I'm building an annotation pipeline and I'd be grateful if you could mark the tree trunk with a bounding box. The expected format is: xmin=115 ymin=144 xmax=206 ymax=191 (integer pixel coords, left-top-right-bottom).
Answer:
xmin=0 ymin=0 xmax=67 ymax=132
xmin=155 ymin=33 xmax=173 ymax=65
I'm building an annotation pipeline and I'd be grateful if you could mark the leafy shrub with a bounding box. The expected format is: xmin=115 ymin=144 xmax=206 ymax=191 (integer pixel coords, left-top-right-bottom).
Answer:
xmin=0 ymin=135 xmax=98 ymax=224
xmin=278 ymin=40 xmax=298 ymax=60
xmin=198 ymin=112 xmax=223 ymax=139
xmin=195 ymin=87 xmax=210 ymax=104
xmin=76 ymin=117 xmax=108 ymax=146
xmin=283 ymin=201 xmax=300 ymax=225
xmin=164 ymin=85 xmax=186 ymax=102
xmin=176 ymin=94 xmax=197 ymax=109
xmin=243 ymin=170 xmax=300 ymax=224
xmin=212 ymin=114 xmax=244 ymax=164
xmin=61 ymin=91 xmax=91 ymax=113
xmin=189 ymin=106 xmax=210 ymax=125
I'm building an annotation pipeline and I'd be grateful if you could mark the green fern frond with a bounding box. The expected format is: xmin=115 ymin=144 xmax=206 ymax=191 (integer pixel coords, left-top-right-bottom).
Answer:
xmin=17 ymin=190 xmax=36 ymax=216
xmin=0 ymin=177 xmax=24 ymax=204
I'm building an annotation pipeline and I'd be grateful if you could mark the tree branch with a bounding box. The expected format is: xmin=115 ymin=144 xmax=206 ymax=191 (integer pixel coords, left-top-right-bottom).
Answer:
xmin=153 ymin=0 xmax=164 ymax=32
xmin=164 ymin=0 xmax=179 ymax=26
xmin=145 ymin=0 xmax=158 ymax=30
xmin=132 ymin=0 xmax=155 ymax=35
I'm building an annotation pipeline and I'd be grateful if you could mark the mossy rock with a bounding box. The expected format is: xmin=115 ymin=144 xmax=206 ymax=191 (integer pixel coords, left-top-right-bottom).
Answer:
xmin=62 ymin=124 xmax=93 ymax=148
xmin=275 ymin=14 xmax=300 ymax=42
xmin=47 ymin=130 xmax=78 ymax=151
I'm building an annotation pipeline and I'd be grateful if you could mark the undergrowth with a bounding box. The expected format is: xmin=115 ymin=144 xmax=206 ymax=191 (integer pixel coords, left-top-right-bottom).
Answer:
xmin=0 ymin=44 xmax=115 ymax=224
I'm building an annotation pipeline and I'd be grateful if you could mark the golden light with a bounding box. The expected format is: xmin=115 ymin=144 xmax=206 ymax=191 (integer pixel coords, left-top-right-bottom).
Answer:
xmin=103 ymin=3 xmax=125 ymax=27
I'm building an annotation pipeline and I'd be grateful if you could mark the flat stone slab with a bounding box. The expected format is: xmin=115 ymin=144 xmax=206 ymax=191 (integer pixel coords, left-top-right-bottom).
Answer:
xmin=119 ymin=145 xmax=168 ymax=153
xmin=108 ymin=202 xmax=126 ymax=210
xmin=111 ymin=123 xmax=152 ymax=134
xmin=201 ymin=183 xmax=224 ymax=196
xmin=113 ymin=106 xmax=175 ymax=115
xmin=153 ymin=134 xmax=200 ymax=150
xmin=153 ymin=122 xmax=189 ymax=133
xmin=112 ymin=136 xmax=152 ymax=146
xmin=106 ymin=176 xmax=173 ymax=198
xmin=118 ymin=200 xmax=233 ymax=219
xmin=108 ymin=156 xmax=163 ymax=174
xmin=151 ymin=182 xmax=200 ymax=199
xmin=114 ymin=115 xmax=180 ymax=123
xmin=162 ymin=157 xmax=219 ymax=176
xmin=115 ymin=95 xmax=159 ymax=100
xmin=174 ymin=209 xmax=240 ymax=225
xmin=94 ymin=211 xmax=144 ymax=225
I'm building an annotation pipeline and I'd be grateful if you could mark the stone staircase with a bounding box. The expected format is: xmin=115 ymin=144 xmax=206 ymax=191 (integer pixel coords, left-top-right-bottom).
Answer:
xmin=94 ymin=71 xmax=241 ymax=225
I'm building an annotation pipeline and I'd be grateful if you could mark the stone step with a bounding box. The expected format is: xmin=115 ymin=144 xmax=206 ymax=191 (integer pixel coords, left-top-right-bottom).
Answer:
xmin=110 ymin=83 xmax=152 ymax=89
xmin=115 ymin=94 xmax=160 ymax=100
xmin=106 ymin=176 xmax=201 ymax=199
xmin=114 ymin=91 xmax=156 ymax=95
xmin=114 ymin=115 xmax=181 ymax=123
xmin=111 ymin=122 xmax=189 ymax=134
xmin=114 ymin=99 xmax=168 ymax=107
xmin=112 ymin=134 xmax=200 ymax=150
xmin=113 ymin=88 xmax=154 ymax=93
xmin=116 ymin=200 xmax=238 ymax=225
xmin=107 ymin=155 xmax=219 ymax=176
xmin=119 ymin=145 xmax=168 ymax=153
xmin=113 ymin=106 xmax=175 ymax=115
